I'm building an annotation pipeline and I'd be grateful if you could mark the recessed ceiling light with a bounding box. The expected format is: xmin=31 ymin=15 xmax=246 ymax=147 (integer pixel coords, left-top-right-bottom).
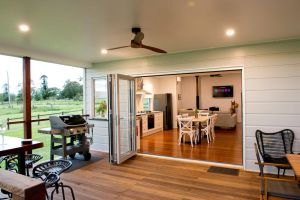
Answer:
xmin=19 ymin=24 xmax=30 ymax=32
xmin=188 ymin=1 xmax=195 ymax=7
xmin=101 ymin=49 xmax=108 ymax=54
xmin=226 ymin=29 xmax=235 ymax=37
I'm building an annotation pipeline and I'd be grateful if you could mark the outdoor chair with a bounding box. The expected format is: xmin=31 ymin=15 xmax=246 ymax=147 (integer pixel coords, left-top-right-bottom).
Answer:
xmin=5 ymin=153 xmax=43 ymax=176
xmin=0 ymin=155 xmax=18 ymax=172
xmin=0 ymin=155 xmax=17 ymax=199
xmin=32 ymin=159 xmax=75 ymax=200
xmin=25 ymin=154 xmax=43 ymax=176
xmin=254 ymin=143 xmax=300 ymax=200
xmin=255 ymin=129 xmax=294 ymax=177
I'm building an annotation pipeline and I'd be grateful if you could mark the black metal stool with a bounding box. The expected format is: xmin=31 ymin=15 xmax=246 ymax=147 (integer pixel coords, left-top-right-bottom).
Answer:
xmin=32 ymin=160 xmax=75 ymax=200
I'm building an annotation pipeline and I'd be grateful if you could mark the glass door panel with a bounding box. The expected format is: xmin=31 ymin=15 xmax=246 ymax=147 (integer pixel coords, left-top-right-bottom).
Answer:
xmin=108 ymin=74 xmax=136 ymax=164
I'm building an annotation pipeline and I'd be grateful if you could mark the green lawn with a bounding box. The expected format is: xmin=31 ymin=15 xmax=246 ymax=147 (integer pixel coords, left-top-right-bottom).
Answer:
xmin=0 ymin=100 xmax=84 ymax=162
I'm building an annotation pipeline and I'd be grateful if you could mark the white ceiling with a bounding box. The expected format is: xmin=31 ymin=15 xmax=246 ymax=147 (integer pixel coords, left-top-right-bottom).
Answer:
xmin=0 ymin=0 xmax=300 ymax=66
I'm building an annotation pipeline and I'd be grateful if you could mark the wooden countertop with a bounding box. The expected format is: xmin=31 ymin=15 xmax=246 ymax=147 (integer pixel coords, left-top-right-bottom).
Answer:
xmin=136 ymin=111 xmax=162 ymax=116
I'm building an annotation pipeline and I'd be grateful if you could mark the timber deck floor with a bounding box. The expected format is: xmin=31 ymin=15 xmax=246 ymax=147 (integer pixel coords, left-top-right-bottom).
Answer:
xmin=139 ymin=123 xmax=243 ymax=165
xmin=54 ymin=151 xmax=266 ymax=200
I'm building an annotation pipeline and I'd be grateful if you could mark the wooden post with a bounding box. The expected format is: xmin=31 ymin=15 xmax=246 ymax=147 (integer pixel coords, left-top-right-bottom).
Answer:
xmin=7 ymin=118 xmax=10 ymax=130
xmin=37 ymin=114 xmax=40 ymax=125
xmin=23 ymin=57 xmax=32 ymax=139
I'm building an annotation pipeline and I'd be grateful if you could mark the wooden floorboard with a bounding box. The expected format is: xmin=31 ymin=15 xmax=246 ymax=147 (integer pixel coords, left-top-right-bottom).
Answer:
xmin=54 ymin=151 xmax=263 ymax=200
xmin=139 ymin=123 xmax=243 ymax=165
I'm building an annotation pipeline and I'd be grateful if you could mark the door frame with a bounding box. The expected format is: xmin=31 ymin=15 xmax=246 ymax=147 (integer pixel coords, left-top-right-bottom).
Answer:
xmin=129 ymin=65 xmax=246 ymax=169
xmin=108 ymin=74 xmax=137 ymax=164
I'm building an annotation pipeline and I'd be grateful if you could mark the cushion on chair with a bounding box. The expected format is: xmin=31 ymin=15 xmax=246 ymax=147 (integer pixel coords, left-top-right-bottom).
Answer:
xmin=267 ymin=180 xmax=300 ymax=199
xmin=263 ymin=155 xmax=292 ymax=169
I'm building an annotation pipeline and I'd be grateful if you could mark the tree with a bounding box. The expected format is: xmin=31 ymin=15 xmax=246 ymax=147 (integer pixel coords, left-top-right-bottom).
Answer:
xmin=48 ymin=87 xmax=60 ymax=98
xmin=32 ymin=90 xmax=42 ymax=101
xmin=2 ymin=83 xmax=9 ymax=102
xmin=60 ymin=80 xmax=83 ymax=100
xmin=40 ymin=75 xmax=49 ymax=99
xmin=16 ymin=89 xmax=23 ymax=102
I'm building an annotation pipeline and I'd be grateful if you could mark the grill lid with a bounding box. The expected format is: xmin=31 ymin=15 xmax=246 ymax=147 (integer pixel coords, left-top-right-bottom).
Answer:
xmin=49 ymin=115 xmax=87 ymax=129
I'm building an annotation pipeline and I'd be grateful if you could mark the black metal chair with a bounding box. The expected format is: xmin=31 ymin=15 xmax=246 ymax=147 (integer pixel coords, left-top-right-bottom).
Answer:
xmin=4 ymin=154 xmax=43 ymax=176
xmin=255 ymin=129 xmax=294 ymax=177
xmin=25 ymin=154 xmax=43 ymax=176
xmin=255 ymin=143 xmax=300 ymax=200
xmin=32 ymin=160 xmax=75 ymax=200
xmin=0 ymin=155 xmax=17 ymax=200
xmin=0 ymin=155 xmax=18 ymax=172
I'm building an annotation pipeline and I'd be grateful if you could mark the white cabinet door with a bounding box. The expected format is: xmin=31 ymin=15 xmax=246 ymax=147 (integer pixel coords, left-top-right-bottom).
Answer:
xmin=142 ymin=115 xmax=148 ymax=133
xmin=155 ymin=112 xmax=163 ymax=129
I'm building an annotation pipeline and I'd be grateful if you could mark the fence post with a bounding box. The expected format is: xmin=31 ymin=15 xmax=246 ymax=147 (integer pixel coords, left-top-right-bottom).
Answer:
xmin=37 ymin=114 xmax=40 ymax=125
xmin=62 ymin=112 xmax=64 ymax=115
xmin=82 ymin=109 xmax=84 ymax=115
xmin=7 ymin=118 xmax=10 ymax=130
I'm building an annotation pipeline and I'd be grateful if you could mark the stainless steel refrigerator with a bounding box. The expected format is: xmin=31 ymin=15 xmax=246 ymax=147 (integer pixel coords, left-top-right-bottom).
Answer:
xmin=153 ymin=93 xmax=173 ymax=130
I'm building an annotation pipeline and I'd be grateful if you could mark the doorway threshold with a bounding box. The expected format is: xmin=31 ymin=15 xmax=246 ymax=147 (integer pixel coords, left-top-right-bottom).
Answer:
xmin=138 ymin=153 xmax=243 ymax=169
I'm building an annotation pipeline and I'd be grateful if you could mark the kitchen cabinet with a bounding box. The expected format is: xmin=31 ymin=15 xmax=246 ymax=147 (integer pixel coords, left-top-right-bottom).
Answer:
xmin=140 ymin=112 xmax=163 ymax=137
xmin=136 ymin=118 xmax=141 ymax=150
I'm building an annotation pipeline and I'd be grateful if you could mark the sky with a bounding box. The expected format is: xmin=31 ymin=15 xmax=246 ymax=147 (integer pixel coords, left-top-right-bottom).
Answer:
xmin=0 ymin=54 xmax=83 ymax=94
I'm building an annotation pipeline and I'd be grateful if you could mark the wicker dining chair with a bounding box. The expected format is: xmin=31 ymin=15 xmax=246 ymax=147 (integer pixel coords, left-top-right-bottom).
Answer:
xmin=254 ymin=143 xmax=300 ymax=200
xmin=255 ymin=129 xmax=294 ymax=177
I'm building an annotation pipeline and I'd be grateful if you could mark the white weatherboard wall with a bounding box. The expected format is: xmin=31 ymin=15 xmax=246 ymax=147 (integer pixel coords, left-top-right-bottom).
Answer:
xmin=87 ymin=39 xmax=300 ymax=171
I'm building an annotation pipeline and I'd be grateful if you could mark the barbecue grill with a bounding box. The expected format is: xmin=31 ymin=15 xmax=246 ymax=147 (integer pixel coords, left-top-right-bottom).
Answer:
xmin=39 ymin=115 xmax=94 ymax=161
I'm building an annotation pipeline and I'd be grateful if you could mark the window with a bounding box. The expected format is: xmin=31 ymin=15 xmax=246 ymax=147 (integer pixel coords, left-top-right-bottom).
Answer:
xmin=143 ymin=98 xmax=151 ymax=111
xmin=94 ymin=77 xmax=108 ymax=119
xmin=0 ymin=55 xmax=23 ymax=140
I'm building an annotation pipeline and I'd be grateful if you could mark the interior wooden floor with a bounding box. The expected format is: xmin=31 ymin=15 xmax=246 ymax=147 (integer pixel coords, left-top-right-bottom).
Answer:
xmin=139 ymin=123 xmax=243 ymax=165
xmin=59 ymin=151 xmax=261 ymax=200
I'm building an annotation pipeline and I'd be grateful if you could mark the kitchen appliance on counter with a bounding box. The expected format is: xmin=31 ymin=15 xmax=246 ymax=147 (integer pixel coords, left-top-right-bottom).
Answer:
xmin=153 ymin=93 xmax=173 ymax=130
xmin=147 ymin=114 xmax=155 ymax=129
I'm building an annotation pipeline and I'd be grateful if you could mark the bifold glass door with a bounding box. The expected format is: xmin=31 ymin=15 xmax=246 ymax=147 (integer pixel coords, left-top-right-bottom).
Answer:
xmin=108 ymin=74 xmax=136 ymax=164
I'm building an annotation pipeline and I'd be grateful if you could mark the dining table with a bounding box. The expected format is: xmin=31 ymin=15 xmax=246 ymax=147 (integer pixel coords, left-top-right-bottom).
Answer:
xmin=286 ymin=154 xmax=300 ymax=180
xmin=192 ymin=115 xmax=209 ymax=144
xmin=0 ymin=136 xmax=43 ymax=175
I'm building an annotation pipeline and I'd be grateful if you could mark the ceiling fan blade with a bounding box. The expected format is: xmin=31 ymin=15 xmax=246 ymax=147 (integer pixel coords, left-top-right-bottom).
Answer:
xmin=141 ymin=44 xmax=167 ymax=53
xmin=106 ymin=46 xmax=130 ymax=50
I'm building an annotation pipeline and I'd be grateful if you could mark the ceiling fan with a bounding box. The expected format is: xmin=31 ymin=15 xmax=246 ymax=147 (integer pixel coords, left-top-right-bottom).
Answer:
xmin=104 ymin=27 xmax=167 ymax=54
